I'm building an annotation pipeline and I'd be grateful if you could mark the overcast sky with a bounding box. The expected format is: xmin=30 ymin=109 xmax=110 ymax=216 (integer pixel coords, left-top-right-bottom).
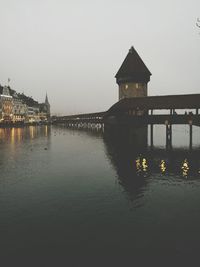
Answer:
xmin=0 ymin=0 xmax=199 ymax=115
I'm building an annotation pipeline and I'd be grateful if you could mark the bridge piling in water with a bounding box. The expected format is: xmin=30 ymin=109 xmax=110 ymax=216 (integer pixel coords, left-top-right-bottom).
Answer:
xmin=189 ymin=123 xmax=193 ymax=150
xmin=150 ymin=124 xmax=154 ymax=149
xmin=165 ymin=123 xmax=172 ymax=150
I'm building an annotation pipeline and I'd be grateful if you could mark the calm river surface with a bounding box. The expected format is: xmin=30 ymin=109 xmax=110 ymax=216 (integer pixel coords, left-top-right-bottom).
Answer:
xmin=1 ymin=125 xmax=200 ymax=266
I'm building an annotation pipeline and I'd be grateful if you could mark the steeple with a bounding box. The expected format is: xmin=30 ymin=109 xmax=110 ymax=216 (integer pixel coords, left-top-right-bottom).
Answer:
xmin=44 ymin=92 xmax=50 ymax=119
xmin=115 ymin=46 xmax=152 ymax=100
xmin=45 ymin=93 xmax=49 ymax=105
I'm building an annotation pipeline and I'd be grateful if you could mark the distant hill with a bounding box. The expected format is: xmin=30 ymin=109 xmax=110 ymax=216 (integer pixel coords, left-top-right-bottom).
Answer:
xmin=0 ymin=84 xmax=39 ymax=107
xmin=17 ymin=92 xmax=39 ymax=107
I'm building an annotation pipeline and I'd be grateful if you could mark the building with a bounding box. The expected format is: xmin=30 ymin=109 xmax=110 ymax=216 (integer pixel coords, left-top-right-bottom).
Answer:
xmin=0 ymin=84 xmax=51 ymax=124
xmin=27 ymin=106 xmax=40 ymax=123
xmin=12 ymin=93 xmax=28 ymax=122
xmin=0 ymin=86 xmax=13 ymax=122
xmin=115 ymin=46 xmax=151 ymax=100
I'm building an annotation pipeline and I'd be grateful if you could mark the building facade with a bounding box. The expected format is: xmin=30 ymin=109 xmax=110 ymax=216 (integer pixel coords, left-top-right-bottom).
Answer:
xmin=12 ymin=93 xmax=28 ymax=122
xmin=0 ymin=86 xmax=13 ymax=122
xmin=0 ymin=86 xmax=51 ymax=124
xmin=27 ymin=106 xmax=40 ymax=123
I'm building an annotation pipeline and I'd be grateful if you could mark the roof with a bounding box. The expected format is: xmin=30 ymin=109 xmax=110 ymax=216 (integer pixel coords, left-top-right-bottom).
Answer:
xmin=108 ymin=94 xmax=200 ymax=114
xmin=115 ymin=46 xmax=151 ymax=84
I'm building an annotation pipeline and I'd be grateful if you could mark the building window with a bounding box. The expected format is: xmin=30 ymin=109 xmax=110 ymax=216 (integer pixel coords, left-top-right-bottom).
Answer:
xmin=136 ymin=83 xmax=139 ymax=89
xmin=125 ymin=84 xmax=128 ymax=89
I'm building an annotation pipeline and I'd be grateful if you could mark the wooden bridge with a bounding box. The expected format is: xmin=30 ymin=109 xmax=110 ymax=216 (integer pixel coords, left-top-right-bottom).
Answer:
xmin=52 ymin=111 xmax=106 ymax=125
xmin=52 ymin=93 xmax=200 ymax=125
xmin=52 ymin=93 xmax=200 ymax=149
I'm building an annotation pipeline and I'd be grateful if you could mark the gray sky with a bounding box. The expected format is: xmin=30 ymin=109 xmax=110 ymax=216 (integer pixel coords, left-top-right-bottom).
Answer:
xmin=0 ymin=0 xmax=199 ymax=115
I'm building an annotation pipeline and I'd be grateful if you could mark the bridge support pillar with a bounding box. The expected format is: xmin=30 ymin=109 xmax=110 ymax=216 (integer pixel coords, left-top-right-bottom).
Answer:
xmin=189 ymin=124 xmax=193 ymax=150
xmin=166 ymin=124 xmax=172 ymax=150
xmin=150 ymin=124 xmax=154 ymax=148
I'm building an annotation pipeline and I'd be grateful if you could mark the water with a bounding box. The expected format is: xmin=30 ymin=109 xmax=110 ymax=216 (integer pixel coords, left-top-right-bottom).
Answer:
xmin=0 ymin=125 xmax=200 ymax=266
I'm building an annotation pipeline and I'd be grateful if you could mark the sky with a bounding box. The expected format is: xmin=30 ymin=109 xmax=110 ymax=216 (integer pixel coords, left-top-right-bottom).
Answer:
xmin=0 ymin=0 xmax=199 ymax=115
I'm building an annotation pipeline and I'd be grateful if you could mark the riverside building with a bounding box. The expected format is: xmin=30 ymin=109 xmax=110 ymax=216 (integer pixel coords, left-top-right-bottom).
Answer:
xmin=0 ymin=85 xmax=50 ymax=124
xmin=0 ymin=86 xmax=13 ymax=123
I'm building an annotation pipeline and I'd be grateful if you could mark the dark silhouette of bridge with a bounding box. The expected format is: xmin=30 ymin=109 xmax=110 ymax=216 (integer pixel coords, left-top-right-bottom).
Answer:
xmin=52 ymin=47 xmax=200 ymax=149
xmin=52 ymin=93 xmax=200 ymax=149
xmin=52 ymin=93 xmax=200 ymax=126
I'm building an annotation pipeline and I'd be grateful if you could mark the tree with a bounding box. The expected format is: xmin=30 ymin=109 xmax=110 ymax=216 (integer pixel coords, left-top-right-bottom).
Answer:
xmin=196 ymin=18 xmax=200 ymax=28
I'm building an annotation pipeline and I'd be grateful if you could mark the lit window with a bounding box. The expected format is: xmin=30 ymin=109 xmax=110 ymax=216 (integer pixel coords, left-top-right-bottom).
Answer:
xmin=125 ymin=84 xmax=128 ymax=89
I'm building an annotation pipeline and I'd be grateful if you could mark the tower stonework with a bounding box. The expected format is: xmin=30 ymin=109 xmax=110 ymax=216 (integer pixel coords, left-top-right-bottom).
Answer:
xmin=115 ymin=46 xmax=151 ymax=100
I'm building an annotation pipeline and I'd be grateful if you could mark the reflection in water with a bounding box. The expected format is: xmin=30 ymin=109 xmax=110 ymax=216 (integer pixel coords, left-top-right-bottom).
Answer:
xmin=135 ymin=156 xmax=148 ymax=175
xmin=160 ymin=160 xmax=167 ymax=173
xmin=103 ymin=125 xmax=149 ymax=203
xmin=0 ymin=126 xmax=51 ymax=144
xmin=2 ymin=124 xmax=200 ymax=261
xmin=0 ymin=126 xmax=51 ymax=171
xmin=30 ymin=126 xmax=35 ymax=139
xmin=181 ymin=159 xmax=189 ymax=178
xmin=0 ymin=126 xmax=51 ymax=160
xmin=135 ymin=157 xmax=141 ymax=173
xmin=142 ymin=158 xmax=148 ymax=173
xmin=102 ymin=124 xmax=200 ymax=203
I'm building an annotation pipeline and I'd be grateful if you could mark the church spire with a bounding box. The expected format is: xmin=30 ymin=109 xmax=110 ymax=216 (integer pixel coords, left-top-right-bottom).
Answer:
xmin=45 ymin=93 xmax=49 ymax=105
xmin=44 ymin=92 xmax=50 ymax=119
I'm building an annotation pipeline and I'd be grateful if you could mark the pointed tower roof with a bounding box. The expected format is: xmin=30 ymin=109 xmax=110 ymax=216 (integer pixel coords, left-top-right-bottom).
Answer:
xmin=115 ymin=46 xmax=151 ymax=84
xmin=45 ymin=93 xmax=49 ymax=105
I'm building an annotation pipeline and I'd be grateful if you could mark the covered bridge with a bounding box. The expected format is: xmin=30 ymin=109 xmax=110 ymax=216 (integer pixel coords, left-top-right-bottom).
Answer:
xmin=107 ymin=94 xmax=200 ymax=116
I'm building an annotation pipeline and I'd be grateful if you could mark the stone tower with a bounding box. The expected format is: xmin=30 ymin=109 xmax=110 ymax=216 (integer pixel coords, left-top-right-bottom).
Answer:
xmin=115 ymin=46 xmax=151 ymax=100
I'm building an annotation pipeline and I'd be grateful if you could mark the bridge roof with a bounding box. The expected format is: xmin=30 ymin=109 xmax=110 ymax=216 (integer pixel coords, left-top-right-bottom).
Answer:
xmin=108 ymin=94 xmax=200 ymax=114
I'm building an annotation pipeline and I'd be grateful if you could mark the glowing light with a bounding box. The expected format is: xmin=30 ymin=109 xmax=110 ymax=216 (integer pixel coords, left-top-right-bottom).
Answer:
xmin=45 ymin=125 xmax=48 ymax=137
xmin=29 ymin=126 xmax=35 ymax=139
xmin=181 ymin=159 xmax=189 ymax=178
xmin=135 ymin=156 xmax=148 ymax=175
xmin=160 ymin=160 xmax=166 ymax=173
xmin=11 ymin=128 xmax=15 ymax=144
xmin=135 ymin=157 xmax=141 ymax=173
xmin=142 ymin=158 xmax=148 ymax=172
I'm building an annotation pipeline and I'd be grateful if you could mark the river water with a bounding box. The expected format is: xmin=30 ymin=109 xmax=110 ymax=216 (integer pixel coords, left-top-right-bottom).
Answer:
xmin=0 ymin=125 xmax=200 ymax=266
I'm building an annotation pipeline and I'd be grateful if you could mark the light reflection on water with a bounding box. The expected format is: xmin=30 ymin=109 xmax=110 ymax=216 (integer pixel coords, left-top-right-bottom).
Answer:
xmin=160 ymin=159 xmax=167 ymax=173
xmin=0 ymin=125 xmax=200 ymax=264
